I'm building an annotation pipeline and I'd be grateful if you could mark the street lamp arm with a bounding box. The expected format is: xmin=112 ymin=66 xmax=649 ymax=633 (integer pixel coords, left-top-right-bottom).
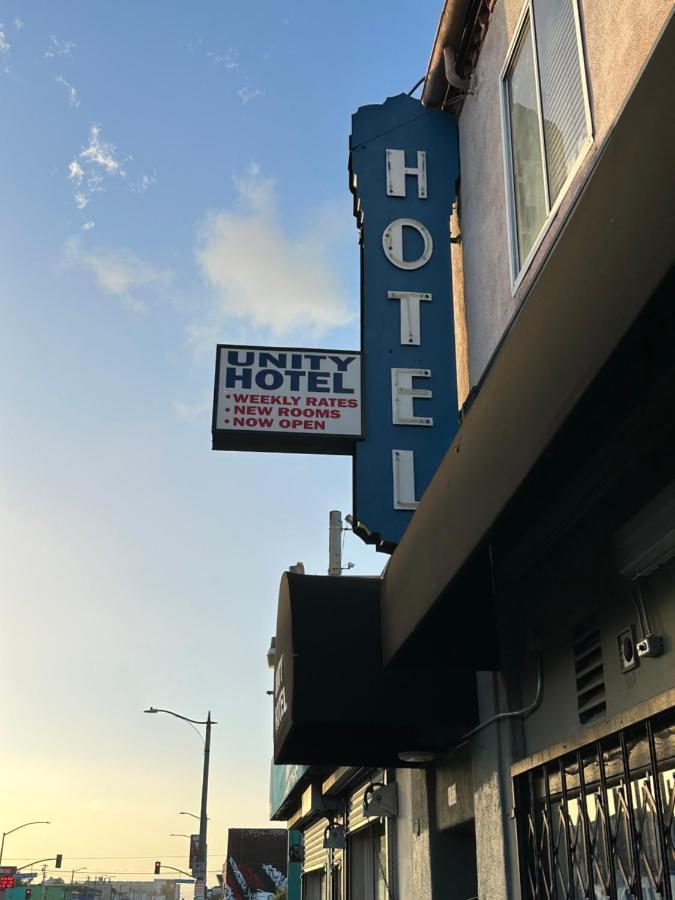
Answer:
xmin=4 ymin=822 xmax=51 ymax=838
xmin=143 ymin=708 xmax=217 ymax=726
xmin=184 ymin=721 xmax=206 ymax=745
xmin=0 ymin=822 xmax=51 ymax=867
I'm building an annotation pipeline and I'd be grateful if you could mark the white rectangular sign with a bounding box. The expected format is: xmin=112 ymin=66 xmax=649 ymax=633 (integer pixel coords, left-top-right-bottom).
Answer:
xmin=212 ymin=345 xmax=362 ymax=454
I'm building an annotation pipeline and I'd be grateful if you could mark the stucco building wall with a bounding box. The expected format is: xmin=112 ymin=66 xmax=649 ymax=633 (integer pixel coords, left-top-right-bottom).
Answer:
xmin=457 ymin=0 xmax=673 ymax=387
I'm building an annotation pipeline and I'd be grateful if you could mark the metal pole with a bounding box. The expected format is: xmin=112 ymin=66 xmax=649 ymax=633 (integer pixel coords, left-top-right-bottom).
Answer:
xmin=0 ymin=822 xmax=51 ymax=866
xmin=328 ymin=510 xmax=342 ymax=576
xmin=195 ymin=713 xmax=211 ymax=900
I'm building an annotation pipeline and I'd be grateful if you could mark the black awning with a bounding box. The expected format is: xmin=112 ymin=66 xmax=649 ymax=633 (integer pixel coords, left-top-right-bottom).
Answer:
xmin=380 ymin=15 xmax=675 ymax=667
xmin=272 ymin=572 xmax=477 ymax=767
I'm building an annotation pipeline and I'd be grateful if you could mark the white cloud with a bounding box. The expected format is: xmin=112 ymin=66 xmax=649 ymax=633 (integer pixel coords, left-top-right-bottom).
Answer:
xmin=132 ymin=172 xmax=156 ymax=194
xmin=67 ymin=125 xmax=129 ymax=210
xmin=56 ymin=75 xmax=79 ymax=107
xmin=80 ymin=125 xmax=125 ymax=176
xmin=45 ymin=35 xmax=76 ymax=59
xmin=13 ymin=18 xmax=23 ymax=30
xmin=194 ymin=163 xmax=353 ymax=340
xmin=0 ymin=27 xmax=11 ymax=71
xmin=68 ymin=159 xmax=85 ymax=184
xmin=232 ymin=163 xmax=275 ymax=214
xmin=207 ymin=48 xmax=238 ymax=70
xmin=81 ymin=221 xmax=95 ymax=231
xmin=238 ymin=86 xmax=263 ymax=105
xmin=173 ymin=399 xmax=212 ymax=422
xmin=63 ymin=238 xmax=170 ymax=311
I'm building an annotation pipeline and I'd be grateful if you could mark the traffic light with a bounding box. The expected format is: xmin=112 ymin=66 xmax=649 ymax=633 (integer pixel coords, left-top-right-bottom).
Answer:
xmin=55 ymin=855 xmax=63 ymax=869
xmin=154 ymin=862 xmax=161 ymax=875
xmin=25 ymin=889 xmax=32 ymax=899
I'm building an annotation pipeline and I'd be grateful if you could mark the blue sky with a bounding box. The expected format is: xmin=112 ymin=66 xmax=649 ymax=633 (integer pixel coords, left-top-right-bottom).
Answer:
xmin=0 ymin=0 xmax=440 ymax=880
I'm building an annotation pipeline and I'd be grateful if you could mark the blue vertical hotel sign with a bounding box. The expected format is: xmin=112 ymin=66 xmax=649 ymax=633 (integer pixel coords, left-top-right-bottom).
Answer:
xmin=350 ymin=94 xmax=460 ymax=550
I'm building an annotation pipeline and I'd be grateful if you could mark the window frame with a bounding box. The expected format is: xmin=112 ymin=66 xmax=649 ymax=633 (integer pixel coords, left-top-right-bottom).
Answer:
xmin=500 ymin=0 xmax=593 ymax=291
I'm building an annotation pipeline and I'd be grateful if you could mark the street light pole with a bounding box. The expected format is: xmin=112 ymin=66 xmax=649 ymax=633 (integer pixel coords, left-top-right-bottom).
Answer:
xmin=71 ymin=868 xmax=87 ymax=885
xmin=0 ymin=822 xmax=51 ymax=866
xmin=197 ymin=712 xmax=212 ymax=900
xmin=144 ymin=708 xmax=216 ymax=900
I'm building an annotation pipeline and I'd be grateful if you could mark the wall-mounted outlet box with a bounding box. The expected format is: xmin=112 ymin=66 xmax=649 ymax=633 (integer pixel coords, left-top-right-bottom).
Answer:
xmin=636 ymin=634 xmax=664 ymax=658
xmin=617 ymin=626 xmax=639 ymax=673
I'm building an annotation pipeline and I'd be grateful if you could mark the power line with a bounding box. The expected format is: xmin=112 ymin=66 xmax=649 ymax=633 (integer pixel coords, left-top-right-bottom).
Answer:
xmin=350 ymin=109 xmax=437 ymax=151
xmin=4 ymin=856 xmax=228 ymax=862
xmin=9 ymin=866 xmax=224 ymax=878
xmin=40 ymin=869 xmax=223 ymax=877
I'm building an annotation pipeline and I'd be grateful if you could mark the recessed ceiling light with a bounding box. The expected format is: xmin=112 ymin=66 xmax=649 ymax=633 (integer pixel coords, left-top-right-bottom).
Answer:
xmin=398 ymin=750 xmax=435 ymax=763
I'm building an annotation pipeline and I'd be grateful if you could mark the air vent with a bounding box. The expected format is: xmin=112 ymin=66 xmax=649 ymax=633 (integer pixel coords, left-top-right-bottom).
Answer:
xmin=573 ymin=618 xmax=606 ymax=723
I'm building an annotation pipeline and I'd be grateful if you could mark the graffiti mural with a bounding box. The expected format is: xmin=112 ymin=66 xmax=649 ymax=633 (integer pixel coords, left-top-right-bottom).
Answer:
xmin=224 ymin=829 xmax=287 ymax=900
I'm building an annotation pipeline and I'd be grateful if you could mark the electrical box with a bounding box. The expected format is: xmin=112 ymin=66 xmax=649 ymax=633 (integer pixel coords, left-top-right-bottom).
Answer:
xmin=636 ymin=634 xmax=664 ymax=658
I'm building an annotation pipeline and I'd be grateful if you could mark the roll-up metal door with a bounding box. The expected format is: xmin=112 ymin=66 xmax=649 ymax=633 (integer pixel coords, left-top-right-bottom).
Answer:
xmin=303 ymin=817 xmax=328 ymax=873
xmin=346 ymin=771 xmax=383 ymax=834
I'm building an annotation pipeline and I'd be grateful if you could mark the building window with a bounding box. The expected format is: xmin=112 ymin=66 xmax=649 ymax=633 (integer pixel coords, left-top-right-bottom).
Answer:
xmin=501 ymin=0 xmax=592 ymax=281
xmin=303 ymin=869 xmax=326 ymax=900
xmin=513 ymin=706 xmax=675 ymax=899
xmin=347 ymin=822 xmax=387 ymax=900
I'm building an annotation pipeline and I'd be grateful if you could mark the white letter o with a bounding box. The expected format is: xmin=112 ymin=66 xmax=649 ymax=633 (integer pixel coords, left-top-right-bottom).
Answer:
xmin=382 ymin=218 xmax=433 ymax=270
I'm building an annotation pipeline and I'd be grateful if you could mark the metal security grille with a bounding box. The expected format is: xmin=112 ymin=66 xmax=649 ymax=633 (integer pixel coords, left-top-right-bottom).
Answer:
xmin=514 ymin=706 xmax=675 ymax=899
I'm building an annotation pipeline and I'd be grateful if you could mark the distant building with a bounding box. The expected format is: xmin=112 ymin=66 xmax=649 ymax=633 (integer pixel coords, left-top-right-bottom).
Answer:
xmin=4 ymin=879 xmax=182 ymax=900
xmin=4 ymin=885 xmax=101 ymax=900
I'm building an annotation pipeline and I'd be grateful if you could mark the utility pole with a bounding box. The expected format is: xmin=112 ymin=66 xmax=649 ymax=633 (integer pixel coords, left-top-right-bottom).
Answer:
xmin=143 ymin=708 xmax=216 ymax=900
xmin=328 ymin=510 xmax=342 ymax=576
xmin=196 ymin=713 xmax=212 ymax=900
xmin=0 ymin=821 xmax=51 ymax=866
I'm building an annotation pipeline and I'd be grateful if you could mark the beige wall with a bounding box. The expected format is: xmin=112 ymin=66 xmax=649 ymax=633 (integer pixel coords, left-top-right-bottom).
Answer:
xmin=457 ymin=0 xmax=673 ymax=387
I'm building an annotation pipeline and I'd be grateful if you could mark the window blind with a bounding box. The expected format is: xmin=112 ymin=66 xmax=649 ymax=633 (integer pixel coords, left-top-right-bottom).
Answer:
xmin=533 ymin=0 xmax=589 ymax=204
